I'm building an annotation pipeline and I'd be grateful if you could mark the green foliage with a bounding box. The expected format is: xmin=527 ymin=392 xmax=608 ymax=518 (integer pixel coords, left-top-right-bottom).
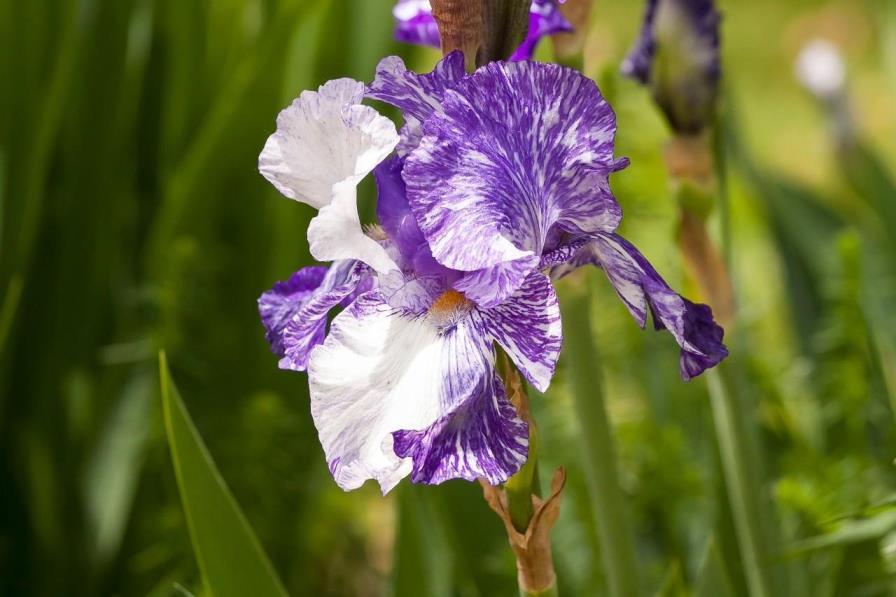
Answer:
xmin=160 ymin=352 xmax=287 ymax=597
xmin=1 ymin=0 xmax=896 ymax=596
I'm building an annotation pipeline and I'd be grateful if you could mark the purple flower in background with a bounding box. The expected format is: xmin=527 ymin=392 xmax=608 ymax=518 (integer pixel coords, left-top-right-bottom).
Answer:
xmin=621 ymin=0 xmax=721 ymax=133
xmin=257 ymin=52 xmax=727 ymax=493
xmin=393 ymin=0 xmax=572 ymax=61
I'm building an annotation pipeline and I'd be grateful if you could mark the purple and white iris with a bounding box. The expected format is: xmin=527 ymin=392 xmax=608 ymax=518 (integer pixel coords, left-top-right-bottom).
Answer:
xmin=393 ymin=0 xmax=572 ymax=61
xmin=622 ymin=0 xmax=721 ymax=133
xmin=257 ymin=52 xmax=727 ymax=493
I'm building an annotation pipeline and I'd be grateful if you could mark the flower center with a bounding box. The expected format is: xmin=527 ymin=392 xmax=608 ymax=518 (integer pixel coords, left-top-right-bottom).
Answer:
xmin=429 ymin=289 xmax=472 ymax=319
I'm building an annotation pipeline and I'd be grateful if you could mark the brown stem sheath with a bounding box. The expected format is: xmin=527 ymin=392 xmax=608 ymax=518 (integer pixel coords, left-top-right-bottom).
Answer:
xmin=480 ymin=469 xmax=566 ymax=594
xmin=431 ymin=0 xmax=486 ymax=68
xmin=678 ymin=210 xmax=735 ymax=329
xmin=430 ymin=0 xmax=530 ymax=68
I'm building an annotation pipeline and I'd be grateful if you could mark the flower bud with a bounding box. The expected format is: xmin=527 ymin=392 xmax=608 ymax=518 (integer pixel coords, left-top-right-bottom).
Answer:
xmin=622 ymin=0 xmax=721 ymax=134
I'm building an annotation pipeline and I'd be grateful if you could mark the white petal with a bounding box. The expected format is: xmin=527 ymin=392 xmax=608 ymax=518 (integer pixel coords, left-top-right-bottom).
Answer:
xmin=258 ymin=78 xmax=399 ymax=209
xmin=308 ymin=292 xmax=491 ymax=493
xmin=307 ymin=182 xmax=399 ymax=273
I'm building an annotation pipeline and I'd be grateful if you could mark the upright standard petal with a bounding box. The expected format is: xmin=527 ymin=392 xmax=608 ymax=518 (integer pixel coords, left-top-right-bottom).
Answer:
xmin=367 ymin=52 xmax=466 ymax=153
xmin=307 ymin=180 xmax=399 ymax=273
xmin=589 ymin=232 xmax=727 ymax=379
xmin=404 ymin=61 xmax=627 ymax=301
xmin=259 ymin=79 xmax=397 ymax=205
xmin=258 ymin=266 xmax=328 ymax=356
xmin=309 ymin=290 xmax=527 ymax=492
xmin=259 ymin=79 xmax=400 ymax=272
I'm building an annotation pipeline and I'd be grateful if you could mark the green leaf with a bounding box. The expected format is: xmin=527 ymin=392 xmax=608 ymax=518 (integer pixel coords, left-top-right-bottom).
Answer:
xmin=695 ymin=538 xmax=736 ymax=597
xmin=389 ymin=485 xmax=453 ymax=597
xmin=654 ymin=562 xmax=687 ymax=597
xmin=707 ymin=368 xmax=776 ymax=597
xmin=560 ymin=281 xmax=641 ymax=597
xmin=159 ymin=352 xmax=288 ymax=597
xmin=786 ymin=511 xmax=896 ymax=556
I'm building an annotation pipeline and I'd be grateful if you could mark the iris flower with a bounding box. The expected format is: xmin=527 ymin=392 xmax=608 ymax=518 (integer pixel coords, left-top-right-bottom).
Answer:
xmin=393 ymin=0 xmax=572 ymax=61
xmin=257 ymin=53 xmax=727 ymax=493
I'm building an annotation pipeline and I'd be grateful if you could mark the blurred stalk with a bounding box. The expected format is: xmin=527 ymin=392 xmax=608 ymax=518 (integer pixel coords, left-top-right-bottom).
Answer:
xmin=0 ymin=0 xmax=80 ymax=354
xmin=706 ymin=368 xmax=773 ymax=597
xmin=561 ymin=278 xmax=641 ymax=597
xmin=667 ymin=118 xmax=775 ymax=597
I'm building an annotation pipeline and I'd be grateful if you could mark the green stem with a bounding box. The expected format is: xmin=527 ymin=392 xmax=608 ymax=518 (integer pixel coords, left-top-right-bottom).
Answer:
xmin=504 ymin=428 xmax=538 ymax=533
xmin=707 ymin=368 xmax=773 ymax=597
xmin=520 ymin=583 xmax=558 ymax=597
xmin=706 ymin=116 xmax=777 ymax=597
xmin=562 ymin=284 xmax=641 ymax=597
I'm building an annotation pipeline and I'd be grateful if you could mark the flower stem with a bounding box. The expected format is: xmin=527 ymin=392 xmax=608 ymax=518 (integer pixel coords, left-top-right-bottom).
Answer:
xmin=486 ymin=359 xmax=563 ymax=596
xmin=561 ymin=280 xmax=641 ymax=597
xmin=504 ymin=426 xmax=539 ymax=533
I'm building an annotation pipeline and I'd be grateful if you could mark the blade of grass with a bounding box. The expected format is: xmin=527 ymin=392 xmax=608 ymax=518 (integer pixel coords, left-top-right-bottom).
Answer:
xmin=706 ymin=368 xmax=773 ymax=597
xmin=148 ymin=0 xmax=313 ymax=263
xmin=561 ymin=279 xmax=641 ymax=597
xmin=695 ymin=538 xmax=736 ymax=597
xmin=159 ymin=352 xmax=288 ymax=597
xmin=0 ymin=0 xmax=81 ymax=345
xmin=711 ymin=104 xmax=781 ymax=597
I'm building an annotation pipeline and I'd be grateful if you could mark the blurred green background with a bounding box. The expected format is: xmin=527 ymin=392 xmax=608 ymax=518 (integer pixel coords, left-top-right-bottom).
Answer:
xmin=2 ymin=0 xmax=896 ymax=595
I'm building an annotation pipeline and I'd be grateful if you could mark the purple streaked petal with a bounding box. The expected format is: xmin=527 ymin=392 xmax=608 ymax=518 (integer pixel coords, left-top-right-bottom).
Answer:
xmin=591 ymin=232 xmax=727 ymax=379
xmin=452 ymin=255 xmax=540 ymax=309
xmin=509 ymin=0 xmax=574 ymax=61
xmin=258 ymin=266 xmax=328 ymax=356
xmin=404 ymin=61 xmax=627 ymax=283
xmin=378 ymin=270 xmax=444 ymax=314
xmin=309 ymin=290 xmax=520 ymax=492
xmin=393 ymin=372 xmax=528 ymax=485
xmin=367 ymin=52 xmax=466 ymax=154
xmin=393 ymin=0 xmax=441 ymax=47
xmin=279 ymin=261 xmax=369 ymax=372
xmin=539 ymin=237 xmax=590 ymax=269
xmin=480 ymin=272 xmax=562 ymax=392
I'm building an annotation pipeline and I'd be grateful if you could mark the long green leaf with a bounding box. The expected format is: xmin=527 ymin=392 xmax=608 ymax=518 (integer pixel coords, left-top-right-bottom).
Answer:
xmin=695 ymin=538 xmax=736 ymax=597
xmin=159 ymin=352 xmax=288 ymax=597
xmin=707 ymin=368 xmax=775 ymax=597
xmin=561 ymin=280 xmax=641 ymax=597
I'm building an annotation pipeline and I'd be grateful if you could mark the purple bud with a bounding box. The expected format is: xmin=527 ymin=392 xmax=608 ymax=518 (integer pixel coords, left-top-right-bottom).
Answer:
xmin=621 ymin=0 xmax=721 ymax=134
